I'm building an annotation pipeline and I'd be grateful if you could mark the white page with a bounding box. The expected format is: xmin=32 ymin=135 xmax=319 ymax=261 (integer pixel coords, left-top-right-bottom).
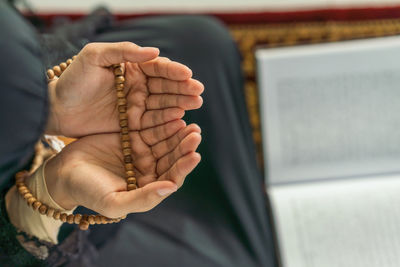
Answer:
xmin=269 ymin=174 xmax=400 ymax=267
xmin=256 ymin=36 xmax=400 ymax=185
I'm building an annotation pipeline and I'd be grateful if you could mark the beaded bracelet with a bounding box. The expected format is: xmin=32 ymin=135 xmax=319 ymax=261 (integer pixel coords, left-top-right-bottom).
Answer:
xmin=14 ymin=56 xmax=137 ymax=230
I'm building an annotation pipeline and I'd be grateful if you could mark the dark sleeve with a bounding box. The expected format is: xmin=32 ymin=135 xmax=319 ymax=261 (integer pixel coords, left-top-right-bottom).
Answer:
xmin=0 ymin=2 xmax=48 ymax=266
xmin=0 ymin=2 xmax=48 ymax=192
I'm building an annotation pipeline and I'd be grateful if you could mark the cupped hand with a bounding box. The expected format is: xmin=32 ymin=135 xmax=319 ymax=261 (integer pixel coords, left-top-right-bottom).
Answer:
xmin=47 ymin=42 xmax=204 ymax=137
xmin=45 ymin=121 xmax=202 ymax=218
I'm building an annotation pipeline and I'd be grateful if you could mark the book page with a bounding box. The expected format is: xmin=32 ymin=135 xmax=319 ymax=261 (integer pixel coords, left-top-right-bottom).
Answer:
xmin=269 ymin=174 xmax=400 ymax=267
xmin=256 ymin=36 xmax=400 ymax=185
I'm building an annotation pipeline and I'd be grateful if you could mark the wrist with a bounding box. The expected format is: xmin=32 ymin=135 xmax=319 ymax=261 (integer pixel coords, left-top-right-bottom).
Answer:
xmin=45 ymin=80 xmax=61 ymax=136
xmin=44 ymin=155 xmax=77 ymax=210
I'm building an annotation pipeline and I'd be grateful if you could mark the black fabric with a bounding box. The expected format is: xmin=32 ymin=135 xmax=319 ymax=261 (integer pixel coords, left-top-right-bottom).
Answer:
xmin=0 ymin=4 xmax=48 ymax=265
xmin=81 ymin=16 xmax=277 ymax=267
xmin=0 ymin=1 xmax=48 ymax=193
xmin=0 ymin=4 xmax=98 ymax=266
xmin=0 ymin=192 xmax=45 ymax=267
xmin=39 ymin=7 xmax=113 ymax=69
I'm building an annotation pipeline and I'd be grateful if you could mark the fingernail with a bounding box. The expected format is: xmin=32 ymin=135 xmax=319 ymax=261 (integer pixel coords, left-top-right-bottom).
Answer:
xmin=157 ymin=187 xmax=177 ymax=197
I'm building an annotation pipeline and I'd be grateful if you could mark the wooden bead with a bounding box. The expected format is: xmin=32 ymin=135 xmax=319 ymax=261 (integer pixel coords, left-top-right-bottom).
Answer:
xmin=60 ymin=62 xmax=67 ymax=71
xmin=116 ymin=83 xmax=124 ymax=90
xmin=126 ymin=170 xmax=135 ymax=177
xmin=60 ymin=213 xmax=68 ymax=223
xmin=115 ymin=76 xmax=125 ymax=84
xmin=53 ymin=210 xmax=61 ymax=220
xmin=32 ymin=201 xmax=42 ymax=211
xmin=88 ymin=215 xmax=95 ymax=225
xmin=112 ymin=64 xmax=120 ymax=69
xmin=117 ymin=90 xmax=125 ymax=98
xmin=16 ymin=172 xmax=25 ymax=180
xmin=39 ymin=204 xmax=47 ymax=215
xmin=46 ymin=208 xmax=55 ymax=218
xmin=119 ymin=113 xmax=128 ymax=121
xmin=47 ymin=69 xmax=55 ymax=79
xmin=67 ymin=214 xmax=74 ymax=224
xmin=121 ymin=215 xmax=127 ymax=220
xmin=117 ymin=98 xmax=127 ymax=106
xmin=95 ymin=215 xmax=102 ymax=224
xmin=114 ymin=67 xmax=123 ymax=76
xmin=123 ymin=148 xmax=132 ymax=156
xmin=15 ymin=173 xmax=24 ymax=181
xmin=23 ymin=193 xmax=32 ymax=199
xmin=16 ymin=182 xmax=24 ymax=188
xmin=53 ymin=66 xmax=62 ymax=76
xmin=122 ymin=141 xmax=131 ymax=148
xmin=118 ymin=105 xmax=127 ymax=113
xmin=19 ymin=189 xmax=29 ymax=196
xmin=74 ymin=214 xmax=82 ymax=224
xmin=126 ymin=177 xmax=136 ymax=184
xmin=27 ymin=197 xmax=36 ymax=206
xmin=18 ymin=187 xmax=29 ymax=195
xmin=82 ymin=214 xmax=88 ymax=222
xmin=17 ymin=185 xmax=27 ymax=191
xmin=79 ymin=220 xmax=90 ymax=231
xmin=121 ymin=127 xmax=129 ymax=135
xmin=124 ymin=155 xmax=132 ymax=163
xmin=72 ymin=55 xmax=77 ymax=60
xmin=120 ymin=120 xmax=128 ymax=127
xmin=127 ymin=184 xmax=137 ymax=191
xmin=121 ymin=134 xmax=130 ymax=142
xmin=125 ymin=163 xmax=134 ymax=171
xmin=101 ymin=216 xmax=108 ymax=224
xmin=66 ymin=59 xmax=73 ymax=65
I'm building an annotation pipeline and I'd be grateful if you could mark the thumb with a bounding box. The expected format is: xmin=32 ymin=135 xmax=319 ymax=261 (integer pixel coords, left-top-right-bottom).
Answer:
xmin=115 ymin=180 xmax=178 ymax=215
xmin=80 ymin=42 xmax=160 ymax=67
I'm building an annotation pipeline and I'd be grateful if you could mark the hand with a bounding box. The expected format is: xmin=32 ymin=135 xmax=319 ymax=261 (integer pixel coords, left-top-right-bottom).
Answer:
xmin=45 ymin=122 xmax=202 ymax=218
xmin=47 ymin=42 xmax=204 ymax=137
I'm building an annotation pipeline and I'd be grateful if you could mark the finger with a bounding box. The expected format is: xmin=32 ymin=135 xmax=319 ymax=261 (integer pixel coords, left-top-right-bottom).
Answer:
xmin=156 ymin=132 xmax=201 ymax=176
xmin=80 ymin=42 xmax=159 ymax=67
xmin=140 ymin=108 xmax=185 ymax=129
xmin=139 ymin=57 xmax=192 ymax=81
xmin=111 ymin=180 xmax=178 ymax=215
xmin=151 ymin=124 xmax=201 ymax=159
xmin=148 ymin=78 xmax=204 ymax=96
xmin=146 ymin=94 xmax=203 ymax=110
xmin=140 ymin=119 xmax=186 ymax=146
xmin=158 ymin=152 xmax=201 ymax=188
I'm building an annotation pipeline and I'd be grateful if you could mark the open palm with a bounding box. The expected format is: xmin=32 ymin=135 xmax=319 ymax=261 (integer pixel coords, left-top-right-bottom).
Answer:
xmin=50 ymin=121 xmax=201 ymax=218
xmin=50 ymin=42 xmax=203 ymax=137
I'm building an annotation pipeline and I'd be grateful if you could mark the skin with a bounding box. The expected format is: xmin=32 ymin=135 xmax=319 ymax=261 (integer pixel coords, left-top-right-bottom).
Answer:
xmin=43 ymin=42 xmax=204 ymax=217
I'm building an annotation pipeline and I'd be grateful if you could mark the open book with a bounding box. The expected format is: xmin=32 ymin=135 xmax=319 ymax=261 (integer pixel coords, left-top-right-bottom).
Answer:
xmin=256 ymin=36 xmax=400 ymax=267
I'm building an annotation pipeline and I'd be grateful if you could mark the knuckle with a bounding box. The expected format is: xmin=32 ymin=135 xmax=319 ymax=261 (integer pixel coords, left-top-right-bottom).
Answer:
xmin=82 ymin=43 xmax=97 ymax=55
xmin=120 ymin=41 xmax=136 ymax=49
xmin=100 ymin=197 xmax=120 ymax=218
xmin=81 ymin=43 xmax=100 ymax=62
xmin=139 ymin=192 xmax=154 ymax=211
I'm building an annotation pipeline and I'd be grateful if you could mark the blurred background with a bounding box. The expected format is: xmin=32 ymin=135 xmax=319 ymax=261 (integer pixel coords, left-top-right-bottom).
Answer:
xmin=17 ymin=0 xmax=400 ymax=12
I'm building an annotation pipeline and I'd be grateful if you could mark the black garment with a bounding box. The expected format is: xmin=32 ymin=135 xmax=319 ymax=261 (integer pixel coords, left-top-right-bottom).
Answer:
xmin=0 ymin=4 xmax=97 ymax=266
xmin=0 ymin=1 xmax=47 ymax=193
xmin=0 ymin=5 xmax=277 ymax=265
xmin=78 ymin=16 xmax=276 ymax=267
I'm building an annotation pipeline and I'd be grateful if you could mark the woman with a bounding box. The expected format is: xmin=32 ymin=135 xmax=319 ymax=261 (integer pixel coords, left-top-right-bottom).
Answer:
xmin=0 ymin=2 xmax=203 ymax=265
